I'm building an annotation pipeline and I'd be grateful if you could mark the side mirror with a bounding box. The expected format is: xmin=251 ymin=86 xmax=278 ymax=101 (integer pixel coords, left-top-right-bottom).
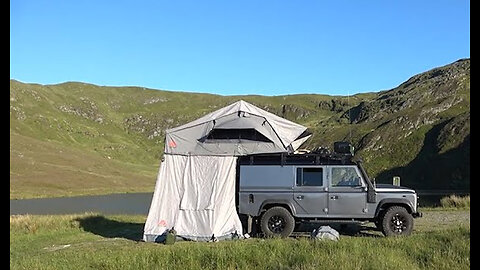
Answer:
xmin=353 ymin=186 xmax=367 ymax=191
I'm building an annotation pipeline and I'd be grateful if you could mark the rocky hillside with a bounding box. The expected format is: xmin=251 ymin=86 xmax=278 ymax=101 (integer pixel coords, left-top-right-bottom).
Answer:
xmin=343 ymin=59 xmax=470 ymax=189
xmin=10 ymin=59 xmax=470 ymax=198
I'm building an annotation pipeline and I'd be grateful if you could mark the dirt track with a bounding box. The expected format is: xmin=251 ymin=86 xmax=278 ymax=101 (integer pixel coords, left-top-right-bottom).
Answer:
xmin=414 ymin=209 xmax=470 ymax=232
xmin=288 ymin=209 xmax=470 ymax=237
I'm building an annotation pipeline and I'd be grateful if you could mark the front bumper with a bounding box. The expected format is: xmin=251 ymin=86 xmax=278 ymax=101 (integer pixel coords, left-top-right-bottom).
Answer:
xmin=412 ymin=212 xmax=423 ymax=218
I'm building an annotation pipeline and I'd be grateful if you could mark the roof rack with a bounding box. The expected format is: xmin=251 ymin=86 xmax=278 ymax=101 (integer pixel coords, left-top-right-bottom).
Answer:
xmin=240 ymin=141 xmax=355 ymax=166
xmin=240 ymin=151 xmax=354 ymax=166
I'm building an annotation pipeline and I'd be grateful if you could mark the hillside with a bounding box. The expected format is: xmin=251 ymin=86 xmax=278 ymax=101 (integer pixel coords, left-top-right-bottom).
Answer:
xmin=10 ymin=59 xmax=470 ymax=198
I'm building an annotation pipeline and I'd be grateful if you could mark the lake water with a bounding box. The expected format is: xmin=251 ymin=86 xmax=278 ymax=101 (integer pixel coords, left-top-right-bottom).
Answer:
xmin=10 ymin=193 xmax=154 ymax=215
xmin=10 ymin=191 xmax=468 ymax=215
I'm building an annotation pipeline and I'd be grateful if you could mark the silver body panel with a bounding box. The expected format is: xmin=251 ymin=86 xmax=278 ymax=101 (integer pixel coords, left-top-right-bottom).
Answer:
xmin=239 ymin=164 xmax=418 ymax=219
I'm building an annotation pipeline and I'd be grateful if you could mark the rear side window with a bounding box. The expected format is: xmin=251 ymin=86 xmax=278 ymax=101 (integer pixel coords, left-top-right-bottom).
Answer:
xmin=296 ymin=168 xmax=323 ymax=186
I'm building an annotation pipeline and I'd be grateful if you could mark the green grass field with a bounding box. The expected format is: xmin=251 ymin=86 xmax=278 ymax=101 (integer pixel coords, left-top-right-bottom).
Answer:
xmin=10 ymin=209 xmax=470 ymax=270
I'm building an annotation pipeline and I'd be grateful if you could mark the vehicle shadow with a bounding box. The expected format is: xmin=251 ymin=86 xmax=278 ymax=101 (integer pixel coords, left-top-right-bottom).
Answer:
xmin=76 ymin=216 xmax=382 ymax=242
xmin=75 ymin=215 xmax=144 ymax=241
xmin=293 ymin=222 xmax=382 ymax=238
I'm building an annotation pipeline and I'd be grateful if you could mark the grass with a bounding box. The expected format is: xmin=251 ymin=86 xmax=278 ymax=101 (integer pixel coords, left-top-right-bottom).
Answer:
xmin=10 ymin=59 xmax=470 ymax=198
xmin=9 ymin=80 xmax=350 ymax=199
xmin=10 ymin=209 xmax=470 ymax=270
xmin=10 ymin=132 xmax=157 ymax=199
xmin=440 ymin=195 xmax=470 ymax=209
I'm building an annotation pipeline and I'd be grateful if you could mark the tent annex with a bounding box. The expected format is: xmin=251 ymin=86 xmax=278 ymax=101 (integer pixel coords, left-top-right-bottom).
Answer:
xmin=143 ymin=100 xmax=311 ymax=242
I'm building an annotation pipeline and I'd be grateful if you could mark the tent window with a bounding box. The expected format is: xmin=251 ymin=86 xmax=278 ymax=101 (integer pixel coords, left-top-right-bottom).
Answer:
xmin=201 ymin=128 xmax=272 ymax=143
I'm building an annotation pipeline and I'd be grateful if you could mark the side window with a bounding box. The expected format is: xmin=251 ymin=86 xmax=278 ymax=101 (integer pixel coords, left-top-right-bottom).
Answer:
xmin=331 ymin=167 xmax=361 ymax=187
xmin=296 ymin=168 xmax=323 ymax=186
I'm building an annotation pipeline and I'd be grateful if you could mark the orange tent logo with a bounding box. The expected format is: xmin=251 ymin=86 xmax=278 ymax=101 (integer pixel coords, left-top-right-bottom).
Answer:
xmin=168 ymin=139 xmax=177 ymax=148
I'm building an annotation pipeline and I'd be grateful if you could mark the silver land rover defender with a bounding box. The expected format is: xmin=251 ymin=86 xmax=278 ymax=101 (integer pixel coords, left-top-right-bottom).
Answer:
xmin=237 ymin=142 xmax=422 ymax=237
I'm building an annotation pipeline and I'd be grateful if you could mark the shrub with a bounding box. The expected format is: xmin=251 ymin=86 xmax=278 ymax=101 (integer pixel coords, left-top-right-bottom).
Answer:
xmin=440 ymin=195 xmax=470 ymax=208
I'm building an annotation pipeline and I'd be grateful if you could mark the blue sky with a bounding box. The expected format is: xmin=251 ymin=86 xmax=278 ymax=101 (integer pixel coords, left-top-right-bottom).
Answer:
xmin=10 ymin=0 xmax=470 ymax=96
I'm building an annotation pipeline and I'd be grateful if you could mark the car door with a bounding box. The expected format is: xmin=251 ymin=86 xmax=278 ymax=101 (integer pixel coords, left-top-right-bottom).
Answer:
xmin=292 ymin=166 xmax=329 ymax=218
xmin=327 ymin=166 xmax=368 ymax=218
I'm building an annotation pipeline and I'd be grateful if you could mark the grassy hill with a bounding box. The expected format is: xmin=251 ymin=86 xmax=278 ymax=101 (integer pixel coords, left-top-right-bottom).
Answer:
xmin=10 ymin=59 xmax=470 ymax=199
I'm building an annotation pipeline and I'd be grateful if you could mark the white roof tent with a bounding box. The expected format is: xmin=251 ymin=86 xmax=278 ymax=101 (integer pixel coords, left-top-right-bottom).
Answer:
xmin=164 ymin=100 xmax=312 ymax=156
xmin=143 ymin=100 xmax=311 ymax=242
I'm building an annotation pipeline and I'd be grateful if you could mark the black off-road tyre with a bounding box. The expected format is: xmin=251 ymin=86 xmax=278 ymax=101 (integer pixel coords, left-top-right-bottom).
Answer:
xmin=381 ymin=206 xmax=414 ymax=236
xmin=260 ymin=207 xmax=295 ymax=238
xmin=374 ymin=211 xmax=385 ymax=231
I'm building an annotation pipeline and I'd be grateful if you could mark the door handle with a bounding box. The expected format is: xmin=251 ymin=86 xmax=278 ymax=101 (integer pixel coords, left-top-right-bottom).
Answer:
xmin=296 ymin=195 xmax=304 ymax=200
xmin=330 ymin=195 xmax=339 ymax=200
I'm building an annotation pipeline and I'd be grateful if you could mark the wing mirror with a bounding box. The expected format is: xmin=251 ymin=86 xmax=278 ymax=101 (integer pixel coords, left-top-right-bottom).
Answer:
xmin=354 ymin=186 xmax=368 ymax=191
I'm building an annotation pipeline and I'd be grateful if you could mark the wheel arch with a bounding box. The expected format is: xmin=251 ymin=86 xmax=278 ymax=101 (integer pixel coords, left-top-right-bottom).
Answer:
xmin=375 ymin=198 xmax=414 ymax=218
xmin=258 ymin=200 xmax=296 ymax=217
